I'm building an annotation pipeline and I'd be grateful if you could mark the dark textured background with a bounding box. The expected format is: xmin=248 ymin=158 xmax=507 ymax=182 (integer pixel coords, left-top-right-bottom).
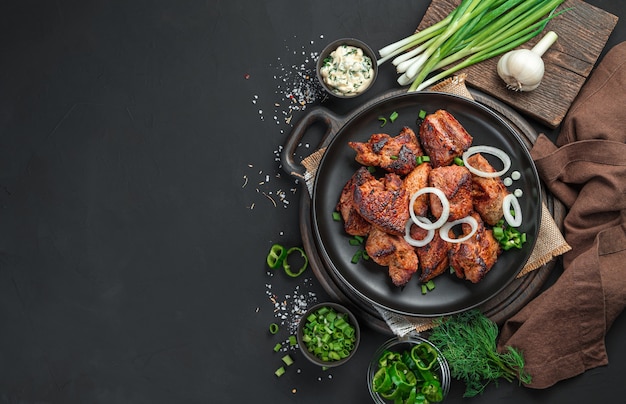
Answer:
xmin=0 ymin=1 xmax=623 ymax=403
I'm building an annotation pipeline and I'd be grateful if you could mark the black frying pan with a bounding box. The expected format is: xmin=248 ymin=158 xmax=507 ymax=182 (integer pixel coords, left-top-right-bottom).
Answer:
xmin=285 ymin=91 xmax=541 ymax=317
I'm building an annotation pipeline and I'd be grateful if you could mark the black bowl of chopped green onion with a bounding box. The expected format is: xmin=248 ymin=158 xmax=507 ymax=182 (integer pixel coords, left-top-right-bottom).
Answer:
xmin=297 ymin=302 xmax=360 ymax=367
xmin=368 ymin=336 xmax=451 ymax=403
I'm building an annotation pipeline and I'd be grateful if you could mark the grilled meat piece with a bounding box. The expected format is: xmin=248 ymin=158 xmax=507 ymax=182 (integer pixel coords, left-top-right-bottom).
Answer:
xmin=449 ymin=212 xmax=502 ymax=283
xmin=348 ymin=127 xmax=424 ymax=175
xmin=336 ymin=173 xmax=372 ymax=236
xmin=419 ymin=110 xmax=473 ymax=167
xmin=467 ymin=153 xmax=510 ymax=226
xmin=353 ymin=167 xmax=409 ymax=236
xmin=366 ymin=227 xmax=418 ymax=286
xmin=409 ymin=223 xmax=451 ymax=282
xmin=403 ymin=162 xmax=432 ymax=217
xmin=428 ymin=165 xmax=473 ymax=221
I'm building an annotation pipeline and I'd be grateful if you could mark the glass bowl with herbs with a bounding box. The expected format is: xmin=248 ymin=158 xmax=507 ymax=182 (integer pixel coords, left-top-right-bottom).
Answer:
xmin=316 ymin=38 xmax=378 ymax=98
xmin=367 ymin=336 xmax=450 ymax=403
xmin=296 ymin=302 xmax=360 ymax=367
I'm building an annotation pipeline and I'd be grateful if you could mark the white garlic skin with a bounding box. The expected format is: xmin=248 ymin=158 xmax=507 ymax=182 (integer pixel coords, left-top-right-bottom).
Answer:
xmin=497 ymin=49 xmax=544 ymax=92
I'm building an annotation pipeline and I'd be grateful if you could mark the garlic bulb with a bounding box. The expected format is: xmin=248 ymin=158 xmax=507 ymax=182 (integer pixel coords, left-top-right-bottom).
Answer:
xmin=497 ymin=31 xmax=558 ymax=92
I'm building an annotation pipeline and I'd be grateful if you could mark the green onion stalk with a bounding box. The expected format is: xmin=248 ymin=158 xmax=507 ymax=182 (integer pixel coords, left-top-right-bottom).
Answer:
xmin=377 ymin=0 xmax=567 ymax=92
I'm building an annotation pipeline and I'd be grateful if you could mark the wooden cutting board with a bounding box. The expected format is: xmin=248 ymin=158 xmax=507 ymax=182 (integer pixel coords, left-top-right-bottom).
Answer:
xmin=416 ymin=0 xmax=618 ymax=128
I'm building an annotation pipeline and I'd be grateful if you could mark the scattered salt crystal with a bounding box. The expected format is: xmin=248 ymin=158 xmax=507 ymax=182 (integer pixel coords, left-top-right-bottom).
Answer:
xmin=243 ymin=36 xmax=324 ymax=210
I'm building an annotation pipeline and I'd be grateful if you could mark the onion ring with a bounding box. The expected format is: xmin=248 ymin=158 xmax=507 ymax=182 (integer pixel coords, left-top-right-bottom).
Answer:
xmin=409 ymin=187 xmax=449 ymax=230
xmin=503 ymin=194 xmax=522 ymax=227
xmin=439 ymin=216 xmax=479 ymax=243
xmin=404 ymin=219 xmax=435 ymax=247
xmin=462 ymin=145 xmax=511 ymax=178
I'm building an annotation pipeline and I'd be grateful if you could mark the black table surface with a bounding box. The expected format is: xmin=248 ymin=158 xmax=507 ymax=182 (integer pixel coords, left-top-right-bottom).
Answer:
xmin=1 ymin=1 xmax=624 ymax=403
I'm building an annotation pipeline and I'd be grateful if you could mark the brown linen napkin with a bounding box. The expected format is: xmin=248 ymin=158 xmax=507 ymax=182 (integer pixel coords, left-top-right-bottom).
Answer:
xmin=497 ymin=41 xmax=626 ymax=389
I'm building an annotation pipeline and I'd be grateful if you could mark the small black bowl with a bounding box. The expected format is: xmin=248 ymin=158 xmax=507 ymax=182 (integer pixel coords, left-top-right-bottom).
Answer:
xmin=316 ymin=38 xmax=378 ymax=99
xmin=297 ymin=302 xmax=360 ymax=367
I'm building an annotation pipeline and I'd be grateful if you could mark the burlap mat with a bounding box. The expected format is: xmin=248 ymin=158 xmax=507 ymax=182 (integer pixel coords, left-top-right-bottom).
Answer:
xmin=302 ymin=75 xmax=570 ymax=335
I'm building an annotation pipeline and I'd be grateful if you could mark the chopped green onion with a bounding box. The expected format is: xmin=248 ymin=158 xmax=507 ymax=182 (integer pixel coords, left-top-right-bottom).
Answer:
xmin=493 ymin=218 xmax=527 ymax=250
xmin=389 ymin=111 xmax=399 ymax=122
xmin=420 ymin=280 xmax=436 ymax=295
xmin=273 ymin=342 xmax=282 ymax=352
xmin=418 ymin=109 xmax=427 ymax=119
xmin=416 ymin=155 xmax=431 ymax=165
xmin=269 ymin=323 xmax=279 ymax=334
xmin=332 ymin=211 xmax=342 ymax=221
xmin=349 ymin=238 xmax=361 ymax=246
xmin=289 ymin=335 xmax=298 ymax=346
xmin=390 ymin=155 xmax=398 ymax=160
xmin=367 ymin=166 xmax=376 ymax=173
xmin=453 ymin=156 xmax=465 ymax=166
xmin=378 ymin=116 xmax=387 ymax=127
xmin=275 ymin=366 xmax=286 ymax=377
xmin=282 ymin=354 xmax=294 ymax=366
xmin=351 ymin=250 xmax=365 ymax=264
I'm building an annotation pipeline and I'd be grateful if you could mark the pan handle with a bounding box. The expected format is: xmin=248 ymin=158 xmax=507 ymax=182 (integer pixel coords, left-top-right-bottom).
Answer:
xmin=281 ymin=106 xmax=344 ymax=181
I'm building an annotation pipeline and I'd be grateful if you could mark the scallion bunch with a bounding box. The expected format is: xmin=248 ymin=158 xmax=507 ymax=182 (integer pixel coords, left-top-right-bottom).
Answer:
xmin=378 ymin=0 xmax=567 ymax=91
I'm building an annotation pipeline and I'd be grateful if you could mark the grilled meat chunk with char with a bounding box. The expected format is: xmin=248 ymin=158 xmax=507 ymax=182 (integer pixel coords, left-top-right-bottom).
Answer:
xmin=403 ymin=162 xmax=432 ymax=217
xmin=336 ymin=173 xmax=372 ymax=236
xmin=348 ymin=127 xmax=424 ymax=176
xmin=467 ymin=153 xmax=510 ymax=226
xmin=353 ymin=167 xmax=409 ymax=236
xmin=419 ymin=110 xmax=473 ymax=167
xmin=409 ymin=223 xmax=451 ymax=282
xmin=449 ymin=212 xmax=502 ymax=283
xmin=366 ymin=227 xmax=418 ymax=286
xmin=428 ymin=165 xmax=473 ymax=221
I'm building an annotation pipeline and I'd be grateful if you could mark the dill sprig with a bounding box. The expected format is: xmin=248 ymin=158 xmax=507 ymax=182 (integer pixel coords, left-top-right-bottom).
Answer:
xmin=428 ymin=309 xmax=531 ymax=397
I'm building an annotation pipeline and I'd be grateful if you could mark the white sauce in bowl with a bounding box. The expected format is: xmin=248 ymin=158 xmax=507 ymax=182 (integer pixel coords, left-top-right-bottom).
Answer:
xmin=319 ymin=45 xmax=374 ymax=96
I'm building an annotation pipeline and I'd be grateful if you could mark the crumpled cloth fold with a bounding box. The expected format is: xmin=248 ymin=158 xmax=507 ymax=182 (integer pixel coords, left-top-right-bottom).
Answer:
xmin=497 ymin=41 xmax=626 ymax=389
